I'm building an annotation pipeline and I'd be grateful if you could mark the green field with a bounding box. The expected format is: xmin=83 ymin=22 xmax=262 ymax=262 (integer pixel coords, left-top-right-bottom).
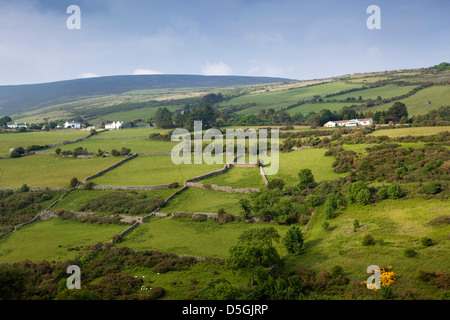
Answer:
xmin=268 ymin=148 xmax=348 ymax=187
xmin=286 ymin=102 xmax=353 ymax=115
xmin=51 ymin=188 xmax=178 ymax=214
xmin=369 ymin=126 xmax=450 ymax=137
xmin=284 ymin=198 xmax=450 ymax=298
xmin=0 ymin=218 xmax=127 ymax=263
xmin=371 ymin=85 xmax=450 ymax=116
xmin=95 ymin=127 xmax=172 ymax=138
xmin=220 ymin=81 xmax=362 ymax=107
xmin=92 ymin=155 xmax=224 ymax=186
xmin=200 ymin=166 xmax=265 ymax=189
xmin=0 ymin=154 xmax=122 ymax=188
xmin=159 ymin=187 xmax=247 ymax=215
xmin=46 ymin=138 xmax=178 ymax=154
xmin=0 ymin=130 xmax=89 ymax=156
xmin=118 ymin=216 xmax=289 ymax=258
xmin=329 ymin=84 xmax=417 ymax=101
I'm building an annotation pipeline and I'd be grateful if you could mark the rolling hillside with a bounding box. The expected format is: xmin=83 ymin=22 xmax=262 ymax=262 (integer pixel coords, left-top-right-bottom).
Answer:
xmin=0 ymin=74 xmax=293 ymax=116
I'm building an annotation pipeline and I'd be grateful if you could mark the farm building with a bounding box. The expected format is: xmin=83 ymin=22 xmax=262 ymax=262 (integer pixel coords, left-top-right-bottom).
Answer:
xmin=7 ymin=122 xmax=28 ymax=129
xmin=324 ymin=118 xmax=373 ymax=127
xmin=64 ymin=121 xmax=81 ymax=129
xmin=105 ymin=121 xmax=123 ymax=130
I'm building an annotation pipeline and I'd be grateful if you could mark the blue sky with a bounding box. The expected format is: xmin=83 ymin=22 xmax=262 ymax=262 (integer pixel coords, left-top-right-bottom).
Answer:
xmin=0 ymin=0 xmax=448 ymax=85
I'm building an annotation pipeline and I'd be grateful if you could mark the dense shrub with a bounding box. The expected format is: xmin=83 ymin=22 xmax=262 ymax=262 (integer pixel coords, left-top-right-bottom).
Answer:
xmin=361 ymin=234 xmax=375 ymax=246
xmin=387 ymin=184 xmax=403 ymax=199
xmin=404 ymin=248 xmax=417 ymax=257
xmin=347 ymin=181 xmax=372 ymax=205
xmin=422 ymin=182 xmax=442 ymax=194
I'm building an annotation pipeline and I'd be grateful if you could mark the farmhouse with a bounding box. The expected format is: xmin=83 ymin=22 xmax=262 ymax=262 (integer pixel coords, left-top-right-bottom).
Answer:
xmin=7 ymin=122 xmax=28 ymax=129
xmin=105 ymin=121 xmax=123 ymax=130
xmin=64 ymin=121 xmax=81 ymax=129
xmin=324 ymin=118 xmax=373 ymax=127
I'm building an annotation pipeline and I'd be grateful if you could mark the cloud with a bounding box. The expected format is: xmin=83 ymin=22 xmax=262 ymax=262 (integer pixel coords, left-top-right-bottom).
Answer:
xmin=78 ymin=73 xmax=100 ymax=78
xmin=201 ymin=62 xmax=233 ymax=75
xmin=246 ymin=61 xmax=285 ymax=77
xmin=133 ymin=68 xmax=163 ymax=75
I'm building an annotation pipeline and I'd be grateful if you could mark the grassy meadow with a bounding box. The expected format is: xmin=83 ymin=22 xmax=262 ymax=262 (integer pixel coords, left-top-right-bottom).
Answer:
xmin=369 ymin=126 xmax=450 ymax=137
xmin=0 ymin=130 xmax=89 ymax=156
xmin=46 ymin=138 xmax=178 ymax=154
xmin=159 ymin=187 xmax=247 ymax=215
xmin=268 ymin=148 xmax=348 ymax=187
xmin=0 ymin=218 xmax=127 ymax=263
xmin=118 ymin=216 xmax=289 ymax=258
xmin=0 ymin=154 xmax=123 ymax=188
xmin=284 ymin=198 xmax=450 ymax=299
xmin=199 ymin=166 xmax=265 ymax=189
xmin=92 ymin=155 xmax=224 ymax=186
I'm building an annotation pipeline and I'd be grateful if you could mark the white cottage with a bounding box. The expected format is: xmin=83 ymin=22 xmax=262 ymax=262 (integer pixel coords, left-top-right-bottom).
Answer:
xmin=7 ymin=122 xmax=28 ymax=129
xmin=105 ymin=121 xmax=123 ymax=130
xmin=64 ymin=121 xmax=81 ymax=129
xmin=324 ymin=118 xmax=373 ymax=127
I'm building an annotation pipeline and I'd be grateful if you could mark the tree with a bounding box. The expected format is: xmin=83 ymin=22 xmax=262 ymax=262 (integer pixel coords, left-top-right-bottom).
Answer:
xmin=297 ymin=169 xmax=316 ymax=190
xmin=70 ymin=177 xmax=79 ymax=188
xmin=227 ymin=227 xmax=282 ymax=270
xmin=267 ymin=178 xmax=285 ymax=190
xmin=346 ymin=181 xmax=372 ymax=205
xmin=154 ymin=107 xmax=174 ymax=129
xmin=387 ymin=102 xmax=408 ymax=123
xmin=281 ymin=225 xmax=304 ymax=254
xmin=0 ymin=116 xmax=12 ymax=127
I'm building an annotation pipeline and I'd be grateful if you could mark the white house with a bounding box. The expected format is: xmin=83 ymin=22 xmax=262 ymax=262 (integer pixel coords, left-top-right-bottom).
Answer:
xmin=105 ymin=121 xmax=123 ymax=130
xmin=324 ymin=118 xmax=373 ymax=128
xmin=64 ymin=121 xmax=81 ymax=129
xmin=7 ymin=122 xmax=28 ymax=129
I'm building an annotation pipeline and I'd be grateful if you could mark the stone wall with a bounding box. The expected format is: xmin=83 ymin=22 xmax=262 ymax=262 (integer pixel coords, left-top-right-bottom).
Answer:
xmin=185 ymin=182 xmax=259 ymax=194
xmin=84 ymin=153 xmax=139 ymax=182
xmin=86 ymin=184 xmax=175 ymax=191
xmin=259 ymin=166 xmax=268 ymax=185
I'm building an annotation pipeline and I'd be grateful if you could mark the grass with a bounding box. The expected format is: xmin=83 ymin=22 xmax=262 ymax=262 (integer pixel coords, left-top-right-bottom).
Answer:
xmin=0 ymin=130 xmax=89 ymax=156
xmin=94 ymin=127 xmax=173 ymax=138
xmin=0 ymin=218 xmax=127 ymax=263
xmin=199 ymin=166 xmax=265 ymax=189
xmin=51 ymin=188 xmax=178 ymax=214
xmin=286 ymin=102 xmax=353 ymax=115
xmin=371 ymin=85 xmax=450 ymax=116
xmin=46 ymin=138 xmax=178 ymax=154
xmin=92 ymin=155 xmax=224 ymax=186
xmin=123 ymin=261 xmax=250 ymax=300
xmin=284 ymin=198 xmax=450 ymax=299
xmin=220 ymin=81 xmax=362 ymax=107
xmin=329 ymin=84 xmax=417 ymax=101
xmin=159 ymin=187 xmax=248 ymax=215
xmin=268 ymin=148 xmax=347 ymax=187
xmin=0 ymin=154 xmax=123 ymax=188
xmin=369 ymin=126 xmax=450 ymax=137
xmin=118 ymin=216 xmax=289 ymax=258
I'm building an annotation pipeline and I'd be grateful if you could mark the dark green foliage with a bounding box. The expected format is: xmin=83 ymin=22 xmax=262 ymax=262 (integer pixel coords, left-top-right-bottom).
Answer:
xmin=297 ymin=169 xmax=316 ymax=190
xmin=197 ymin=278 xmax=241 ymax=300
xmin=0 ymin=189 xmax=59 ymax=232
xmin=267 ymin=178 xmax=285 ymax=190
xmin=70 ymin=177 xmax=79 ymax=188
xmin=420 ymin=236 xmax=434 ymax=247
xmin=353 ymin=219 xmax=360 ymax=232
xmin=387 ymin=102 xmax=408 ymax=123
xmin=78 ymin=191 xmax=165 ymax=216
xmin=404 ymin=248 xmax=417 ymax=257
xmin=361 ymin=234 xmax=375 ymax=246
xmin=281 ymin=225 xmax=304 ymax=254
xmin=228 ymin=227 xmax=282 ymax=270
xmin=346 ymin=181 xmax=372 ymax=205
xmin=19 ymin=184 xmax=29 ymax=193
xmin=387 ymin=184 xmax=403 ymax=199
xmin=422 ymin=182 xmax=442 ymax=195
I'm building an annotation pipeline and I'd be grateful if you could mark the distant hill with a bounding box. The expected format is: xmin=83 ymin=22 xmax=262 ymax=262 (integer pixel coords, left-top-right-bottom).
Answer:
xmin=0 ymin=74 xmax=293 ymax=116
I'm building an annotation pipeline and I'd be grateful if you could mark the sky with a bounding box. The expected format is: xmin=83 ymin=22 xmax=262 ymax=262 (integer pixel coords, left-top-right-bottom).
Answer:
xmin=0 ymin=0 xmax=448 ymax=85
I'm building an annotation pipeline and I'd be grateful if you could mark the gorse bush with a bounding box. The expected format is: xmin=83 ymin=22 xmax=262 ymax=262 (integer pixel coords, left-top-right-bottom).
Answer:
xmin=78 ymin=191 xmax=165 ymax=215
